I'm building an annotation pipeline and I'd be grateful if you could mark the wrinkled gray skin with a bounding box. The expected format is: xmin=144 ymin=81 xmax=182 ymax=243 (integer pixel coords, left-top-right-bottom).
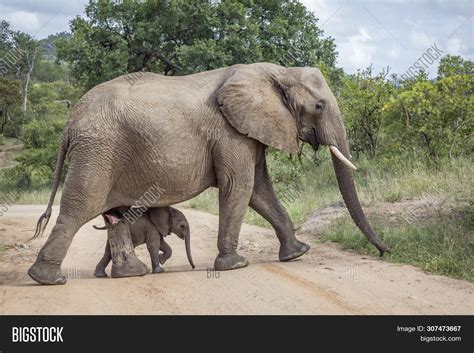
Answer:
xmin=28 ymin=63 xmax=388 ymax=285
xmin=93 ymin=206 xmax=194 ymax=277
xmin=101 ymin=215 xmax=148 ymax=279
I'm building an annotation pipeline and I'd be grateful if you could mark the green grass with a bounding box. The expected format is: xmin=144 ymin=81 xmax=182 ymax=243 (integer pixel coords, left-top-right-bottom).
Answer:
xmin=0 ymin=187 xmax=61 ymax=205
xmin=319 ymin=208 xmax=473 ymax=282
xmin=13 ymin=189 xmax=62 ymax=205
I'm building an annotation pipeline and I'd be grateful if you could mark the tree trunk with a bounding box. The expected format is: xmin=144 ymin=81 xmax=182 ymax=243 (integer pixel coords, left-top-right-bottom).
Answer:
xmin=21 ymin=47 xmax=37 ymax=116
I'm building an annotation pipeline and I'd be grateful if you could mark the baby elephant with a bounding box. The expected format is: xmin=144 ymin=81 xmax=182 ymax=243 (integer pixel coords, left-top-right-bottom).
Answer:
xmin=94 ymin=206 xmax=194 ymax=278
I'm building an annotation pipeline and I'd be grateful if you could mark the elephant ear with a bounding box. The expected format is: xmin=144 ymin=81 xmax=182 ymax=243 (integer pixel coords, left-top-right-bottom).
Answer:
xmin=149 ymin=207 xmax=171 ymax=237
xmin=216 ymin=65 xmax=299 ymax=154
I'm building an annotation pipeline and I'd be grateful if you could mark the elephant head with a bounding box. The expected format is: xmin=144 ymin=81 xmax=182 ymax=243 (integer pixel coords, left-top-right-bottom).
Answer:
xmin=216 ymin=63 xmax=388 ymax=256
xmin=150 ymin=207 xmax=195 ymax=268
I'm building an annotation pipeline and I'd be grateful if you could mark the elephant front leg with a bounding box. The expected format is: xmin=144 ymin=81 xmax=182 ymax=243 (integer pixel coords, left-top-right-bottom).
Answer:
xmin=214 ymin=185 xmax=253 ymax=271
xmin=159 ymin=236 xmax=172 ymax=265
xmin=249 ymin=151 xmax=309 ymax=261
xmin=146 ymin=232 xmax=165 ymax=273
xmin=107 ymin=221 xmax=148 ymax=278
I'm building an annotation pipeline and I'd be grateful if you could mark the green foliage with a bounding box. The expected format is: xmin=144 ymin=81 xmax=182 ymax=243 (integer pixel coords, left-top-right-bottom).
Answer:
xmin=384 ymin=71 xmax=473 ymax=159
xmin=337 ymin=55 xmax=473 ymax=161
xmin=0 ymin=77 xmax=22 ymax=109
xmin=13 ymin=111 xmax=67 ymax=184
xmin=438 ymin=55 xmax=473 ymax=79
xmin=21 ymin=118 xmax=64 ymax=149
xmin=0 ymin=20 xmax=46 ymax=136
xmin=0 ymin=80 xmax=75 ymax=191
xmin=32 ymin=60 xmax=69 ymax=82
xmin=38 ymin=32 xmax=71 ymax=61
xmin=57 ymin=0 xmax=337 ymax=88
xmin=0 ymin=77 xmax=22 ymax=136
xmin=338 ymin=66 xmax=394 ymax=158
xmin=1 ymin=164 xmax=32 ymax=190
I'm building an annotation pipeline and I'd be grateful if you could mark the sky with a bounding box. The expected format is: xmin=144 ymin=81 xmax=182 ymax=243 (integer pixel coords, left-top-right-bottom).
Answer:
xmin=0 ymin=0 xmax=472 ymax=77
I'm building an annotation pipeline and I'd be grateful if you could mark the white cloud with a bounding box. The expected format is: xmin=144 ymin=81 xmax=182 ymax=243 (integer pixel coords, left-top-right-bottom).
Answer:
xmin=338 ymin=27 xmax=376 ymax=71
xmin=433 ymin=0 xmax=474 ymax=16
xmin=302 ymin=0 xmax=343 ymax=28
xmin=387 ymin=44 xmax=401 ymax=60
xmin=446 ymin=37 xmax=462 ymax=55
xmin=4 ymin=11 xmax=40 ymax=33
xmin=409 ymin=30 xmax=435 ymax=49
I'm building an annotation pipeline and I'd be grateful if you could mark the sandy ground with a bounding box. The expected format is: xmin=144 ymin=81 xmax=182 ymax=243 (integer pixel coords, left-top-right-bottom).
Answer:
xmin=0 ymin=205 xmax=472 ymax=314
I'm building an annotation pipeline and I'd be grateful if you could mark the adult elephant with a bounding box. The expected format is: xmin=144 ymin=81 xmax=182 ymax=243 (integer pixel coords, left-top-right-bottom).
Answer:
xmin=28 ymin=63 xmax=388 ymax=285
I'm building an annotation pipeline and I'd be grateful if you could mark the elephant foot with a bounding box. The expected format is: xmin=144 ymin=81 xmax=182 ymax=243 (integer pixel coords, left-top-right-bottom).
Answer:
xmin=28 ymin=261 xmax=66 ymax=285
xmin=159 ymin=254 xmax=166 ymax=265
xmin=214 ymin=253 xmax=249 ymax=271
xmin=279 ymin=239 xmax=310 ymax=262
xmin=111 ymin=256 xmax=148 ymax=278
xmin=152 ymin=266 xmax=165 ymax=274
xmin=93 ymin=267 xmax=108 ymax=278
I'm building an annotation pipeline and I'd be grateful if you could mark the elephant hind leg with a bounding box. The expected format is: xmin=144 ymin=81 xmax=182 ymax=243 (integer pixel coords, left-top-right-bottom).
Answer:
xmin=28 ymin=164 xmax=111 ymax=285
xmin=249 ymin=147 xmax=309 ymax=262
xmin=28 ymin=212 xmax=86 ymax=285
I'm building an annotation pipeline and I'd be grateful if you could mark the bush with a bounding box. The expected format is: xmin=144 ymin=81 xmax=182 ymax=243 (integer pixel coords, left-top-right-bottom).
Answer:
xmin=1 ymin=165 xmax=32 ymax=190
xmin=21 ymin=118 xmax=64 ymax=149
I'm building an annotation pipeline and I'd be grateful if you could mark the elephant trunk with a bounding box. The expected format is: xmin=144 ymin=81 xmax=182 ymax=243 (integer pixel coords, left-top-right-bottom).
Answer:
xmin=184 ymin=230 xmax=195 ymax=269
xmin=330 ymin=145 xmax=389 ymax=256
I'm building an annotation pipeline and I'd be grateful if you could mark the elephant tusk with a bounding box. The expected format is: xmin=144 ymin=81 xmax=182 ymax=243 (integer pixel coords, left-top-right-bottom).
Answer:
xmin=329 ymin=146 xmax=357 ymax=171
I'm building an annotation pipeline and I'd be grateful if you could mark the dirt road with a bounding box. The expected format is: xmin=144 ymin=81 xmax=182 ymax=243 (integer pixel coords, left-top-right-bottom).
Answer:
xmin=0 ymin=205 xmax=472 ymax=314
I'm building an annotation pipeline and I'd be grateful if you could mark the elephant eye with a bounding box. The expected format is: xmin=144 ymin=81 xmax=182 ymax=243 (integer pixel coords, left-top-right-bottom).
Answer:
xmin=315 ymin=100 xmax=325 ymax=113
xmin=180 ymin=224 xmax=185 ymax=228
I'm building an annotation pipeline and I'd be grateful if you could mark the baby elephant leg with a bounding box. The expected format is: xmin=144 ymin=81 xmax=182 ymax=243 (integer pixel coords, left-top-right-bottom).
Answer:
xmin=159 ymin=236 xmax=172 ymax=265
xmin=94 ymin=241 xmax=111 ymax=277
xmin=146 ymin=231 xmax=164 ymax=274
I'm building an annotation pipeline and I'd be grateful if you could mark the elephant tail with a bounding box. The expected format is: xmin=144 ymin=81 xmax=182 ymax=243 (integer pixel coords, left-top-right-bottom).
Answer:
xmin=31 ymin=131 xmax=69 ymax=239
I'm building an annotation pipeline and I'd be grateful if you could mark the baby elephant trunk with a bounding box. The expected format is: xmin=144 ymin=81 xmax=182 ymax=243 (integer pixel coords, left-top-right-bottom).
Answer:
xmin=184 ymin=230 xmax=195 ymax=269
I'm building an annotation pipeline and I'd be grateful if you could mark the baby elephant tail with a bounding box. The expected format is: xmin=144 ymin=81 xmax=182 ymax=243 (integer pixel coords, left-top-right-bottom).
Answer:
xmin=93 ymin=224 xmax=107 ymax=230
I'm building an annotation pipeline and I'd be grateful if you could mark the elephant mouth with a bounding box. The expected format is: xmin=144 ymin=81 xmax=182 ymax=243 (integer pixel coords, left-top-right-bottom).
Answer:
xmin=306 ymin=128 xmax=356 ymax=170
xmin=307 ymin=128 xmax=320 ymax=152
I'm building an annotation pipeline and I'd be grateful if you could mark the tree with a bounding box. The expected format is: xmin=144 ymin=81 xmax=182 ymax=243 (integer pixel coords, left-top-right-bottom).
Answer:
xmin=0 ymin=77 xmax=22 ymax=133
xmin=338 ymin=66 xmax=394 ymax=158
xmin=12 ymin=32 xmax=39 ymax=114
xmin=57 ymin=0 xmax=337 ymax=88
xmin=384 ymin=71 xmax=473 ymax=159
xmin=0 ymin=21 xmax=41 ymax=117
xmin=438 ymin=55 xmax=473 ymax=79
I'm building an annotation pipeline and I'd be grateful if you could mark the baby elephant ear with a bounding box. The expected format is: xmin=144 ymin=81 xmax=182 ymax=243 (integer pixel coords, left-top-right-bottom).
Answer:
xmin=149 ymin=207 xmax=170 ymax=237
xmin=216 ymin=65 xmax=299 ymax=154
